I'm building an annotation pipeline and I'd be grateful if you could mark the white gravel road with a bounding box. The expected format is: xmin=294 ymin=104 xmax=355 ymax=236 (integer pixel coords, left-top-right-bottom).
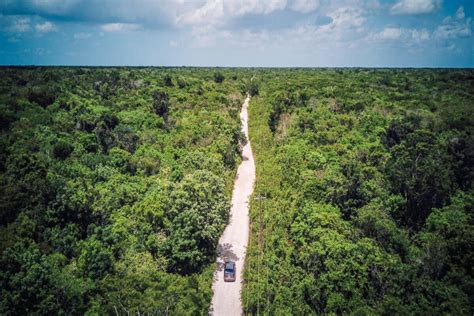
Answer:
xmin=210 ymin=95 xmax=255 ymax=316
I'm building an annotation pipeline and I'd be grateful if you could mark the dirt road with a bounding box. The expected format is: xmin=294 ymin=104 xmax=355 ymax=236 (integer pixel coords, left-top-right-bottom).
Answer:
xmin=210 ymin=95 xmax=255 ymax=315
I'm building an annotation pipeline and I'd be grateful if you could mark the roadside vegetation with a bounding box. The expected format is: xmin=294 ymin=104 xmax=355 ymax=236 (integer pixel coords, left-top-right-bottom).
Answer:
xmin=1 ymin=67 xmax=473 ymax=315
xmin=0 ymin=67 xmax=246 ymax=314
xmin=243 ymin=68 xmax=474 ymax=314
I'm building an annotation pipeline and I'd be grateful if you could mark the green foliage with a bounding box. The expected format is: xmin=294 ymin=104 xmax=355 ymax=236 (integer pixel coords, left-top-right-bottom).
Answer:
xmin=152 ymin=90 xmax=169 ymax=117
xmin=214 ymin=72 xmax=225 ymax=83
xmin=247 ymin=80 xmax=259 ymax=96
xmin=163 ymin=73 xmax=173 ymax=87
xmin=177 ymin=77 xmax=187 ymax=89
xmin=386 ymin=129 xmax=453 ymax=229
xmin=53 ymin=141 xmax=74 ymax=160
xmin=2 ymin=67 xmax=473 ymax=314
xmin=166 ymin=170 xmax=230 ymax=273
xmin=0 ymin=241 xmax=92 ymax=315
xmin=243 ymin=68 xmax=474 ymax=315
xmin=0 ymin=66 xmax=246 ymax=314
xmin=27 ymin=85 xmax=58 ymax=107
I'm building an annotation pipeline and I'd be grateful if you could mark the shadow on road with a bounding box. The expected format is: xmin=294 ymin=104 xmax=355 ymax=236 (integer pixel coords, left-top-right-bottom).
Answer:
xmin=216 ymin=243 xmax=239 ymax=272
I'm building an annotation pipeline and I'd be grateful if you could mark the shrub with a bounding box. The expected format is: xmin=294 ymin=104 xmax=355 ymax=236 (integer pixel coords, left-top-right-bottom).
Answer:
xmin=53 ymin=141 xmax=74 ymax=160
xmin=164 ymin=74 xmax=173 ymax=87
xmin=214 ymin=72 xmax=224 ymax=83
xmin=152 ymin=91 xmax=169 ymax=117
xmin=28 ymin=85 xmax=58 ymax=107
xmin=247 ymin=80 xmax=259 ymax=96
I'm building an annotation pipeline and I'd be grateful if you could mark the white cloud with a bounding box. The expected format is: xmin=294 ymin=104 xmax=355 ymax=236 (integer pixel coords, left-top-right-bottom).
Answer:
xmin=0 ymin=0 xmax=360 ymax=35
xmin=169 ymin=40 xmax=178 ymax=47
xmin=7 ymin=17 xmax=31 ymax=32
xmin=434 ymin=6 xmax=472 ymax=39
xmin=289 ymin=0 xmax=320 ymax=13
xmin=195 ymin=3 xmax=372 ymax=49
xmin=225 ymin=0 xmax=287 ymax=16
xmin=35 ymin=21 xmax=55 ymax=33
xmin=410 ymin=28 xmax=430 ymax=41
xmin=3 ymin=17 xmax=56 ymax=34
xmin=101 ymin=23 xmax=142 ymax=32
xmin=185 ymin=2 xmax=371 ymax=49
xmin=177 ymin=0 xmax=224 ymax=26
xmin=369 ymin=27 xmax=430 ymax=43
xmin=391 ymin=0 xmax=441 ymax=15
xmin=74 ymin=32 xmax=91 ymax=39
xmin=376 ymin=27 xmax=403 ymax=39
xmin=330 ymin=7 xmax=366 ymax=28
xmin=455 ymin=6 xmax=465 ymax=20
xmin=177 ymin=0 xmax=290 ymax=27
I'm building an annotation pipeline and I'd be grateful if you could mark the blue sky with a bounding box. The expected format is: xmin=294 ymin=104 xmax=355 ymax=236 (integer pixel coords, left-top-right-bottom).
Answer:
xmin=0 ymin=0 xmax=472 ymax=67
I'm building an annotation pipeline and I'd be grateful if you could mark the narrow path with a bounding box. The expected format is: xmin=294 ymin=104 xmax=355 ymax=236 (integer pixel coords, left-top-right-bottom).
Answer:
xmin=210 ymin=95 xmax=255 ymax=315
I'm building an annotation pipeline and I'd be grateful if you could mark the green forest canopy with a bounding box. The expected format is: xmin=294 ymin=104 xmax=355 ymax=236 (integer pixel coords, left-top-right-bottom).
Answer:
xmin=0 ymin=67 xmax=473 ymax=315
xmin=0 ymin=67 xmax=247 ymax=314
xmin=243 ymin=68 xmax=474 ymax=315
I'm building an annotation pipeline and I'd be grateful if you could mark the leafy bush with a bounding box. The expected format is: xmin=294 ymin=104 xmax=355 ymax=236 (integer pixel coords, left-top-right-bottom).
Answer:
xmin=164 ymin=74 xmax=173 ymax=87
xmin=53 ymin=141 xmax=74 ymax=160
xmin=247 ymin=80 xmax=259 ymax=96
xmin=152 ymin=90 xmax=169 ymax=117
xmin=214 ymin=72 xmax=224 ymax=83
xmin=27 ymin=85 xmax=58 ymax=107
xmin=166 ymin=170 xmax=230 ymax=273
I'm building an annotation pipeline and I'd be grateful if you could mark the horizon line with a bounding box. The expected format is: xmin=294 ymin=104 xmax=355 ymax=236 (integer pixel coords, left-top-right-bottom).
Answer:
xmin=1 ymin=65 xmax=473 ymax=69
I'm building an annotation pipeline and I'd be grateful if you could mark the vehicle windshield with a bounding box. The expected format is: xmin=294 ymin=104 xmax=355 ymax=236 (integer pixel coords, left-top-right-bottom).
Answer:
xmin=224 ymin=263 xmax=234 ymax=272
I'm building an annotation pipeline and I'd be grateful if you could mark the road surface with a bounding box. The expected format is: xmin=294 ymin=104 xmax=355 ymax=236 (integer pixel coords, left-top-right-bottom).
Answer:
xmin=210 ymin=95 xmax=255 ymax=315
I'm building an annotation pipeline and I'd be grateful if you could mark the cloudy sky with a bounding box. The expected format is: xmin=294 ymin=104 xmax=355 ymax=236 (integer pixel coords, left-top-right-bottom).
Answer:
xmin=0 ymin=0 xmax=472 ymax=67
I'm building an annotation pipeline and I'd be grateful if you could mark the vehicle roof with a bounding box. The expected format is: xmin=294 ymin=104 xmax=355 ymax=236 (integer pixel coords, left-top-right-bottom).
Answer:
xmin=224 ymin=261 xmax=235 ymax=268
